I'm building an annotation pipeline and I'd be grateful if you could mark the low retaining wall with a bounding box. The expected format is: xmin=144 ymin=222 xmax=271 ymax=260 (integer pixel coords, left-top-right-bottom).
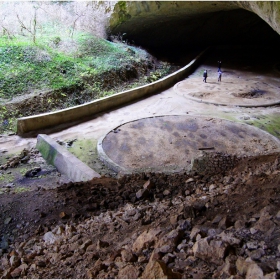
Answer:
xmin=17 ymin=47 xmax=210 ymax=136
xmin=36 ymin=134 xmax=100 ymax=182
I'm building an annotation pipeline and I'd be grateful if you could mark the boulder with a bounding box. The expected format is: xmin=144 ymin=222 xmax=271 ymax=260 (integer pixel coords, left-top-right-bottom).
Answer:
xmin=246 ymin=263 xmax=264 ymax=279
xmin=213 ymin=255 xmax=237 ymax=278
xmin=121 ymin=249 xmax=137 ymax=263
xmin=218 ymin=216 xmax=233 ymax=229
xmin=143 ymin=180 xmax=154 ymax=190
xmin=87 ymin=259 xmax=107 ymax=278
xmin=193 ymin=237 xmax=229 ymax=265
xmin=249 ymin=248 xmax=265 ymax=261
xmin=132 ymin=228 xmax=162 ymax=255
xmin=141 ymin=259 xmax=182 ymax=279
xmin=11 ymin=263 xmax=29 ymax=278
xmin=236 ymin=257 xmax=253 ymax=276
xmin=254 ymin=217 xmax=275 ymax=234
xmin=136 ymin=189 xmax=150 ymax=200
xmin=219 ymin=231 xmax=241 ymax=246
xmin=156 ymin=230 xmax=183 ymax=252
xmin=43 ymin=232 xmax=61 ymax=245
xmin=118 ymin=264 xmax=141 ymax=279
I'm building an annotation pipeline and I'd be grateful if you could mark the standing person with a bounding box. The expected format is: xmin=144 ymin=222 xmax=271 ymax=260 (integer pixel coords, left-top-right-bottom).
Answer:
xmin=218 ymin=61 xmax=222 ymax=72
xmin=218 ymin=70 xmax=222 ymax=82
xmin=203 ymin=70 xmax=207 ymax=83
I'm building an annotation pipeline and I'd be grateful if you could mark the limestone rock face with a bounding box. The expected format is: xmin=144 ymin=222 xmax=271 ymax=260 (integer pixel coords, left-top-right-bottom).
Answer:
xmin=108 ymin=1 xmax=280 ymax=55
xmin=109 ymin=1 xmax=238 ymax=29
xmin=235 ymin=1 xmax=280 ymax=35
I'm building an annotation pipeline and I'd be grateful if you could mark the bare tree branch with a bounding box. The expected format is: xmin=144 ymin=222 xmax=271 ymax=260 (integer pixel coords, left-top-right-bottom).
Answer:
xmin=16 ymin=13 xmax=32 ymax=35
xmin=2 ymin=26 xmax=15 ymax=40
xmin=16 ymin=5 xmax=39 ymax=44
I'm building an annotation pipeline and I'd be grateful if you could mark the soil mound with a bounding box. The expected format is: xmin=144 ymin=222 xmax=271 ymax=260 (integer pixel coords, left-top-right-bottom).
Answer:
xmin=1 ymin=153 xmax=280 ymax=278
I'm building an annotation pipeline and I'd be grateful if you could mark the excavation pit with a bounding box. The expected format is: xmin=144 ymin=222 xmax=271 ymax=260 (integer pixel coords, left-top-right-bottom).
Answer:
xmin=174 ymin=78 xmax=280 ymax=107
xmin=172 ymin=47 xmax=280 ymax=108
xmin=98 ymin=115 xmax=280 ymax=173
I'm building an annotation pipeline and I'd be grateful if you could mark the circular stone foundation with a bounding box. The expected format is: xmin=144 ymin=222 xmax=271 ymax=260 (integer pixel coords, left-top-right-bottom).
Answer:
xmin=98 ymin=115 xmax=280 ymax=173
xmin=174 ymin=78 xmax=280 ymax=107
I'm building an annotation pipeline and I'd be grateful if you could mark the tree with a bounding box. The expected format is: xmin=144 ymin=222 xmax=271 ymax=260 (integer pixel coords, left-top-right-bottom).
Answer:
xmin=16 ymin=5 xmax=39 ymax=44
xmin=0 ymin=1 xmax=116 ymax=43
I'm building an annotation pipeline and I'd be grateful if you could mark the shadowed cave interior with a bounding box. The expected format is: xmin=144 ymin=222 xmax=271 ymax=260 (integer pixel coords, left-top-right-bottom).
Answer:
xmin=113 ymin=8 xmax=280 ymax=64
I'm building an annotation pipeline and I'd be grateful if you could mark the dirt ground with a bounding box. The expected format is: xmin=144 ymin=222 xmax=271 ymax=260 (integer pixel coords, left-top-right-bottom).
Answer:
xmin=100 ymin=115 xmax=280 ymax=173
xmin=1 ymin=46 xmax=280 ymax=278
xmin=175 ymin=48 xmax=280 ymax=107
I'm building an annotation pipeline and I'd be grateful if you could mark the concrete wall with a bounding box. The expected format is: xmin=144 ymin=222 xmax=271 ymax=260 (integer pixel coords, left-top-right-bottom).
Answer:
xmin=17 ymin=48 xmax=210 ymax=136
xmin=36 ymin=134 xmax=100 ymax=182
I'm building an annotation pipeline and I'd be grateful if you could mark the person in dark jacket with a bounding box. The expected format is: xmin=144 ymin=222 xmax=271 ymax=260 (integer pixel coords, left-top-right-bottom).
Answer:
xmin=203 ymin=70 xmax=208 ymax=83
xmin=218 ymin=61 xmax=222 ymax=72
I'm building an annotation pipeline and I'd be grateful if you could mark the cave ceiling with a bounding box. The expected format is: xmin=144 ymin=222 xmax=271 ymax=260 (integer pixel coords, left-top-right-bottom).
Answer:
xmin=108 ymin=1 xmax=280 ymax=57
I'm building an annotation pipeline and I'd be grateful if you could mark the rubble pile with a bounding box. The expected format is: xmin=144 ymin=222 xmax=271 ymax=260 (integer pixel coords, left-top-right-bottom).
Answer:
xmin=0 ymin=153 xmax=280 ymax=278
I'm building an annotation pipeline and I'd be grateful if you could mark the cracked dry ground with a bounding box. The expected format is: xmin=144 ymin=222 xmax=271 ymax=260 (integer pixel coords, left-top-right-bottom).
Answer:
xmin=0 ymin=150 xmax=280 ymax=278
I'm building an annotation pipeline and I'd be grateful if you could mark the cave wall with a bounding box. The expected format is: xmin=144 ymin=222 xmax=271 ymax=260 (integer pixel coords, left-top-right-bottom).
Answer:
xmin=235 ymin=1 xmax=280 ymax=35
xmin=109 ymin=1 xmax=239 ymax=29
xmin=108 ymin=1 xmax=280 ymax=55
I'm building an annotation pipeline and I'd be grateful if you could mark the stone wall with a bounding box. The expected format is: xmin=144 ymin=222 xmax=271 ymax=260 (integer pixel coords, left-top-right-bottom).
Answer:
xmin=190 ymin=151 xmax=242 ymax=176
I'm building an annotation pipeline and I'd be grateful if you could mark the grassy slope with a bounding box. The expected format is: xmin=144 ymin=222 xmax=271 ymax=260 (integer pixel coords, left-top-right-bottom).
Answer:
xmin=0 ymin=33 xmax=176 ymax=133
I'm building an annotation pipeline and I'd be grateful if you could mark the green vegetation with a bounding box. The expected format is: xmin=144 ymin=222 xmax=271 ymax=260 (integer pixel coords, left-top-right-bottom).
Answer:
xmin=13 ymin=187 xmax=28 ymax=193
xmin=246 ymin=114 xmax=280 ymax=138
xmin=68 ymin=139 xmax=97 ymax=167
xmin=0 ymin=172 xmax=14 ymax=183
xmin=36 ymin=139 xmax=58 ymax=166
xmin=209 ymin=111 xmax=280 ymax=140
xmin=0 ymin=29 xmax=176 ymax=134
xmin=0 ymin=2 xmax=177 ymax=135
xmin=115 ymin=1 xmax=131 ymax=24
xmin=0 ymin=33 xmax=147 ymax=100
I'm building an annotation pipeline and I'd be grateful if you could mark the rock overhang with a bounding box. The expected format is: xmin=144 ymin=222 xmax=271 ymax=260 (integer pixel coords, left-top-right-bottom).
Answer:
xmin=108 ymin=1 xmax=280 ymax=59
